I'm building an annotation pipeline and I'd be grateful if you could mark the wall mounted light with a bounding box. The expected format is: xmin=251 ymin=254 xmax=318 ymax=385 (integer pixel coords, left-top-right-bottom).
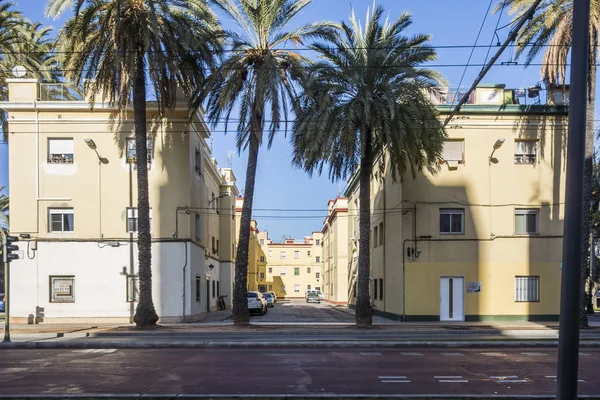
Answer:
xmin=489 ymin=138 xmax=505 ymax=165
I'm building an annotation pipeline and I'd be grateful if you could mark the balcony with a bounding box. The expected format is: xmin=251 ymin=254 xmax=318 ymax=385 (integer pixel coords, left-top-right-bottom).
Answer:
xmin=427 ymin=84 xmax=563 ymax=106
xmin=39 ymin=83 xmax=84 ymax=101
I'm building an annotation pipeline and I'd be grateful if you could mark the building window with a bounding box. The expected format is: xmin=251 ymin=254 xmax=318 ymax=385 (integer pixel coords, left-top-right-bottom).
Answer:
xmin=260 ymin=239 xmax=265 ymax=246
xmin=514 ymin=139 xmax=537 ymax=164
xmin=308 ymin=250 xmax=311 ymax=256
xmin=315 ymin=286 xmax=321 ymax=291
xmin=280 ymin=267 xmax=286 ymax=275
xmin=280 ymin=251 xmax=286 ymax=259
xmin=212 ymin=237 xmax=216 ymax=253
xmin=294 ymin=251 xmax=300 ymax=259
xmin=379 ymin=279 xmax=384 ymax=300
xmin=379 ymin=222 xmax=384 ymax=246
xmin=126 ymin=207 xmax=153 ymax=233
xmin=307 ymin=285 xmax=311 ymax=290
xmin=515 ymin=276 xmax=540 ymax=302
xmin=268 ymin=284 xmax=273 ymax=291
xmin=49 ymin=208 xmax=74 ymax=233
xmin=196 ymin=277 xmax=201 ymax=301
xmin=439 ymin=208 xmax=464 ymax=234
xmin=259 ymin=272 xmax=265 ymax=280
xmin=48 ymin=138 xmax=74 ymax=163
xmin=126 ymin=138 xmax=152 ymax=163
xmin=307 ymin=267 xmax=311 ymax=274
xmin=373 ymin=226 xmax=378 ymax=247
xmin=212 ymin=280 xmax=216 ymax=298
xmin=281 ymin=285 xmax=286 ymax=292
xmin=294 ymin=267 xmax=300 ymax=276
xmin=316 ymin=272 xmax=320 ymax=279
xmin=316 ymin=256 xmax=321 ymax=263
xmin=515 ymin=209 xmax=539 ymax=234
xmin=316 ymin=239 xmax=320 ymax=246
xmin=195 ymin=149 xmax=202 ymax=174
xmin=216 ymin=240 xmax=219 ymax=255
xmin=195 ymin=213 xmax=201 ymax=241
xmin=374 ymin=279 xmax=378 ymax=300
xmin=50 ymin=276 xmax=75 ymax=303
xmin=126 ymin=275 xmax=139 ymax=302
xmin=294 ymin=284 xmax=300 ymax=293
xmin=268 ymin=250 xmax=272 ymax=257
xmin=217 ymin=281 xmax=220 ymax=297
xmin=268 ymin=267 xmax=272 ymax=273
xmin=260 ymin=256 xmax=265 ymax=263
xmin=442 ymin=140 xmax=464 ymax=164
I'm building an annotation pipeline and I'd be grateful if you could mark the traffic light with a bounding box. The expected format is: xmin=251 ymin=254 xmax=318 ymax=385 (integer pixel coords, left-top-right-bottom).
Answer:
xmin=3 ymin=235 xmax=19 ymax=262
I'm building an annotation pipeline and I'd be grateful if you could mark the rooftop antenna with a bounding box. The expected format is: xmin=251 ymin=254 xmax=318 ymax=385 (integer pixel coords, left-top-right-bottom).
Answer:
xmin=227 ymin=151 xmax=234 ymax=167
xmin=338 ymin=183 xmax=342 ymax=197
xmin=210 ymin=137 xmax=214 ymax=153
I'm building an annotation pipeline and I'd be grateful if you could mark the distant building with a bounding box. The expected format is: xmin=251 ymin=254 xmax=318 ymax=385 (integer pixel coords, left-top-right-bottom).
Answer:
xmin=328 ymin=83 xmax=568 ymax=321
xmin=3 ymin=78 xmax=239 ymax=323
xmin=321 ymin=198 xmax=349 ymax=305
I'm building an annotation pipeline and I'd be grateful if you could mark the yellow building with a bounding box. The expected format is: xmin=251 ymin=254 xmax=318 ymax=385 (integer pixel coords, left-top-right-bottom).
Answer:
xmin=322 ymin=198 xmax=349 ymax=305
xmin=340 ymin=84 xmax=568 ymax=321
xmin=3 ymin=78 xmax=239 ymax=323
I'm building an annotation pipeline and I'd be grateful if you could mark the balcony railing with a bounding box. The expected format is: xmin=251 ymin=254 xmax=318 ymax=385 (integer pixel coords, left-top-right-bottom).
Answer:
xmin=426 ymin=86 xmax=549 ymax=106
xmin=39 ymin=83 xmax=84 ymax=101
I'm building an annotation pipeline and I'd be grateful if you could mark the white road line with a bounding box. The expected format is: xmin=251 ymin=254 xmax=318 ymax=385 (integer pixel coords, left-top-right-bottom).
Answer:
xmin=496 ymin=380 xmax=528 ymax=383
xmin=482 ymin=353 xmax=507 ymax=357
xmin=380 ymin=380 xmax=411 ymax=383
xmin=378 ymin=376 xmax=407 ymax=379
xmin=545 ymin=376 xmax=557 ymax=378
xmin=73 ymin=349 xmax=117 ymax=354
xmin=580 ymin=353 xmax=591 ymax=356
xmin=439 ymin=380 xmax=469 ymax=383
xmin=489 ymin=376 xmax=518 ymax=379
xmin=361 ymin=352 xmax=382 ymax=356
xmin=434 ymin=376 xmax=463 ymax=379
xmin=551 ymin=379 xmax=585 ymax=382
xmin=521 ymin=352 xmax=547 ymax=356
xmin=441 ymin=353 xmax=464 ymax=356
xmin=400 ymin=352 xmax=423 ymax=356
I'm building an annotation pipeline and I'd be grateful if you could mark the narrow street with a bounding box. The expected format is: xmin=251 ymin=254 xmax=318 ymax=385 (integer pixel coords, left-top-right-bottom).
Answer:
xmin=0 ymin=347 xmax=597 ymax=396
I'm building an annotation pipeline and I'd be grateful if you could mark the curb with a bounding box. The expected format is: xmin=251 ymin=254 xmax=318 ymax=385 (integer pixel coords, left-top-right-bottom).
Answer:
xmin=1 ymin=339 xmax=599 ymax=349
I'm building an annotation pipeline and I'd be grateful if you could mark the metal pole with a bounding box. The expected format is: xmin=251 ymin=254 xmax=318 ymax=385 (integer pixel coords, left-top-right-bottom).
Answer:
xmin=557 ymin=0 xmax=590 ymax=399
xmin=588 ymin=230 xmax=596 ymax=313
xmin=3 ymin=240 xmax=10 ymax=343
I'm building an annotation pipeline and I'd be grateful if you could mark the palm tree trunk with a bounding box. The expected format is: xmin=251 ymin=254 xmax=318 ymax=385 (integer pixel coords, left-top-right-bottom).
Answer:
xmin=581 ymin=40 xmax=597 ymax=326
xmin=132 ymin=51 xmax=158 ymax=328
xmin=232 ymin=112 xmax=262 ymax=325
xmin=356 ymin=128 xmax=373 ymax=327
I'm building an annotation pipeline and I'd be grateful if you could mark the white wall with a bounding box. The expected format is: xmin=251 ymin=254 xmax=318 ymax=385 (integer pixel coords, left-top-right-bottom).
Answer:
xmin=9 ymin=240 xmax=220 ymax=323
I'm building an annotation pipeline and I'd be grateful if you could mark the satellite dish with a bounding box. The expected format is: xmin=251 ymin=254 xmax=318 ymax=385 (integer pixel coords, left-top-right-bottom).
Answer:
xmin=11 ymin=65 xmax=26 ymax=77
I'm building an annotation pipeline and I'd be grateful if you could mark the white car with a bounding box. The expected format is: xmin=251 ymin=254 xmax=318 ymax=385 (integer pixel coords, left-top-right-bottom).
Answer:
xmin=247 ymin=291 xmax=268 ymax=315
xmin=306 ymin=289 xmax=323 ymax=300
xmin=269 ymin=291 xmax=277 ymax=303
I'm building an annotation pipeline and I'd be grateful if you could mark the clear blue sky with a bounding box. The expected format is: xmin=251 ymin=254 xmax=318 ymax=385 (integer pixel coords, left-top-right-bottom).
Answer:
xmin=0 ymin=0 xmax=558 ymax=240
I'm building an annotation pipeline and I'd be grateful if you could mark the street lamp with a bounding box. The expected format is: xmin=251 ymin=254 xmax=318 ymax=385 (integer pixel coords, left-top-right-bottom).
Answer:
xmin=489 ymin=138 xmax=505 ymax=165
xmin=84 ymin=139 xmax=108 ymax=237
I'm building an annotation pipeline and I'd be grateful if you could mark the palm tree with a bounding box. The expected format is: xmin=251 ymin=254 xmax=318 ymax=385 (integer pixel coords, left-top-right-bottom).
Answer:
xmin=499 ymin=0 xmax=600 ymax=326
xmin=0 ymin=3 xmax=57 ymax=142
xmin=47 ymin=0 xmax=222 ymax=327
xmin=191 ymin=0 xmax=338 ymax=325
xmin=0 ymin=185 xmax=8 ymax=239
xmin=292 ymin=5 xmax=446 ymax=327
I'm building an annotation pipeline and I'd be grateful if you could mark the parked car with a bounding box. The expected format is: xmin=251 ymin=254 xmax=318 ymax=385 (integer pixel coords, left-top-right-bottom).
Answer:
xmin=306 ymin=292 xmax=321 ymax=304
xmin=262 ymin=292 xmax=275 ymax=308
xmin=269 ymin=291 xmax=277 ymax=303
xmin=247 ymin=291 xmax=268 ymax=315
xmin=0 ymin=293 xmax=4 ymax=313
xmin=316 ymin=290 xmax=324 ymax=300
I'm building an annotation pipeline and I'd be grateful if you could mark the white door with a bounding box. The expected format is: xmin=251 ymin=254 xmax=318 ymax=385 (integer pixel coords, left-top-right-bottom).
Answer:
xmin=440 ymin=277 xmax=464 ymax=321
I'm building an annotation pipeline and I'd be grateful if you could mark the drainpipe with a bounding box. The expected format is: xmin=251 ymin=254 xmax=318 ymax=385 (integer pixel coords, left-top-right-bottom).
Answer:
xmin=382 ymin=177 xmax=386 ymax=311
xmin=182 ymin=241 xmax=188 ymax=322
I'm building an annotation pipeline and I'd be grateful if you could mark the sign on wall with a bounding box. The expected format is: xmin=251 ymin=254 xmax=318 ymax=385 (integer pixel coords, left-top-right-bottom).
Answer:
xmin=467 ymin=281 xmax=482 ymax=293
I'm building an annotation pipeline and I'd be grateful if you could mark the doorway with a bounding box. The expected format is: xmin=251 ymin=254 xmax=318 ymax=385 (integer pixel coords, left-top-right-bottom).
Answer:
xmin=206 ymin=279 xmax=210 ymax=313
xmin=440 ymin=277 xmax=464 ymax=321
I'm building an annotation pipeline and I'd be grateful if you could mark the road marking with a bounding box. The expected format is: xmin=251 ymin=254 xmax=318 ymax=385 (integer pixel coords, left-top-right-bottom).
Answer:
xmin=580 ymin=353 xmax=590 ymax=356
xmin=545 ymin=376 xmax=557 ymax=378
xmin=441 ymin=352 xmax=464 ymax=356
xmin=73 ymin=349 xmax=116 ymax=354
xmin=489 ymin=376 xmax=518 ymax=379
xmin=378 ymin=376 xmax=407 ymax=379
xmin=551 ymin=379 xmax=585 ymax=382
xmin=380 ymin=380 xmax=411 ymax=383
xmin=496 ymin=379 xmax=528 ymax=383
xmin=400 ymin=352 xmax=423 ymax=356
xmin=439 ymin=380 xmax=469 ymax=383
xmin=361 ymin=352 xmax=382 ymax=356
xmin=521 ymin=352 xmax=547 ymax=356
xmin=434 ymin=376 xmax=463 ymax=379
xmin=482 ymin=352 xmax=507 ymax=357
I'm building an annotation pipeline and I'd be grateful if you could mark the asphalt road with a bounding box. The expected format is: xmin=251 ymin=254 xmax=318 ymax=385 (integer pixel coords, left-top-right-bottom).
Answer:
xmin=0 ymin=347 xmax=597 ymax=396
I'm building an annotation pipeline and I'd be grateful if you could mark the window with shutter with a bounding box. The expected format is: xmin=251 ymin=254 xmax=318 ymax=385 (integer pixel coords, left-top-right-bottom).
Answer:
xmin=442 ymin=140 xmax=464 ymax=163
xmin=48 ymin=138 xmax=74 ymax=163
xmin=514 ymin=140 xmax=537 ymax=164
xmin=515 ymin=276 xmax=539 ymax=302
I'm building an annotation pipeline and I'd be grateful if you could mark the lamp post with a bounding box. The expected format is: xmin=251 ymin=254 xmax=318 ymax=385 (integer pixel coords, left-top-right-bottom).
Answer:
xmin=489 ymin=138 xmax=505 ymax=165
xmin=84 ymin=139 xmax=108 ymax=238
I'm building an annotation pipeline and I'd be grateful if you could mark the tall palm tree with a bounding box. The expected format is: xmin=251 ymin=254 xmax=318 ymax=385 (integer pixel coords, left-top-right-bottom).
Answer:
xmin=47 ymin=0 xmax=222 ymax=327
xmin=292 ymin=5 xmax=446 ymax=327
xmin=0 ymin=185 xmax=8 ymax=239
xmin=0 ymin=2 xmax=57 ymax=142
xmin=191 ymin=0 xmax=338 ymax=325
xmin=499 ymin=0 xmax=600 ymax=326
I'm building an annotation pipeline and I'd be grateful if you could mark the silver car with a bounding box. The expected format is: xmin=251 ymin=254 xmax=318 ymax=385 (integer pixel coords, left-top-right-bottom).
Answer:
xmin=262 ymin=292 xmax=275 ymax=308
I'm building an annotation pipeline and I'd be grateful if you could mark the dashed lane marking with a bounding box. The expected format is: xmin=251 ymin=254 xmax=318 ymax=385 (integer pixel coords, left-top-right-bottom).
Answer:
xmin=378 ymin=376 xmax=407 ymax=379
xmin=441 ymin=352 xmax=464 ymax=356
xmin=521 ymin=352 xmax=547 ymax=356
xmin=400 ymin=352 xmax=423 ymax=356
xmin=361 ymin=352 xmax=382 ymax=356
xmin=73 ymin=349 xmax=117 ymax=354
xmin=489 ymin=376 xmax=518 ymax=379
xmin=482 ymin=352 xmax=507 ymax=357
xmin=439 ymin=380 xmax=469 ymax=383
xmin=434 ymin=376 xmax=463 ymax=379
